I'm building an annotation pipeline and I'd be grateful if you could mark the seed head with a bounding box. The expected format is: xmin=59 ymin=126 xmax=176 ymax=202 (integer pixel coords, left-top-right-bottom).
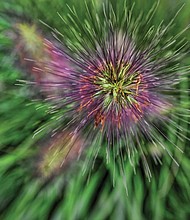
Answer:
xmin=33 ymin=2 xmax=190 ymax=180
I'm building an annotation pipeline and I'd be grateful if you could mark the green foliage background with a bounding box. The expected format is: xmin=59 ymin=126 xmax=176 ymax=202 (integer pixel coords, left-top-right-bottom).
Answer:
xmin=0 ymin=0 xmax=190 ymax=219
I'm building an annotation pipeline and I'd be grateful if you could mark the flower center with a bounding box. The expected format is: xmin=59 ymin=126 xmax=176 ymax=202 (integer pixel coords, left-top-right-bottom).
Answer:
xmin=95 ymin=62 xmax=141 ymax=107
xmin=78 ymin=62 xmax=147 ymax=130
